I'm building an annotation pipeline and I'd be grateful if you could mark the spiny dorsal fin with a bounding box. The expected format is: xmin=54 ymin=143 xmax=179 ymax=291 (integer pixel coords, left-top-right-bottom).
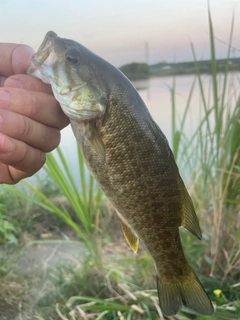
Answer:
xmin=178 ymin=177 xmax=202 ymax=240
xmin=117 ymin=213 xmax=139 ymax=253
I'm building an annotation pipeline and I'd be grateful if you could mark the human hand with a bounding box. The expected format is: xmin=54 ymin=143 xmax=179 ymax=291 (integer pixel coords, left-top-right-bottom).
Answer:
xmin=0 ymin=43 xmax=69 ymax=184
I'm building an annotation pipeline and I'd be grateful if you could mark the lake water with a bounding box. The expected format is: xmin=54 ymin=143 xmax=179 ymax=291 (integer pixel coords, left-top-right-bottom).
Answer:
xmin=27 ymin=72 xmax=240 ymax=186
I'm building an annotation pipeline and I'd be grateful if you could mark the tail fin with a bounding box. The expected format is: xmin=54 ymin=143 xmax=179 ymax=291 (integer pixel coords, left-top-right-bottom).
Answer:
xmin=156 ymin=269 xmax=214 ymax=316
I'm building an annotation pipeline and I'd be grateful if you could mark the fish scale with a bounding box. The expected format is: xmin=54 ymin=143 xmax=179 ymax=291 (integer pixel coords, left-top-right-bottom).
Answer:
xmin=28 ymin=31 xmax=214 ymax=317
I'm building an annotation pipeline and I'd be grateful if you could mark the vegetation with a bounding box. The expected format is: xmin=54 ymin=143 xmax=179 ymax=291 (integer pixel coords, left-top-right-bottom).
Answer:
xmin=0 ymin=9 xmax=240 ymax=320
xmin=120 ymin=58 xmax=240 ymax=80
xmin=119 ymin=58 xmax=240 ymax=80
xmin=25 ymin=145 xmax=103 ymax=259
xmin=149 ymin=57 xmax=240 ymax=77
xmin=119 ymin=62 xmax=149 ymax=80
xmin=171 ymin=10 xmax=240 ymax=284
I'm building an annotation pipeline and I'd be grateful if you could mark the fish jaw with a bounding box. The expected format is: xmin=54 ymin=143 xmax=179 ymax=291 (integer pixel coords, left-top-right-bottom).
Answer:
xmin=27 ymin=31 xmax=59 ymax=85
xmin=27 ymin=31 xmax=107 ymax=121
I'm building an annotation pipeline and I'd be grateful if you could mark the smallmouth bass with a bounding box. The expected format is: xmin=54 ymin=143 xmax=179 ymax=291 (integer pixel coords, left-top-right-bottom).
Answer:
xmin=28 ymin=31 xmax=214 ymax=316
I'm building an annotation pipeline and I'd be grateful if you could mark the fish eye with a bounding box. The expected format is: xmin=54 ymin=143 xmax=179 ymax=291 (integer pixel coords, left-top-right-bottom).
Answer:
xmin=65 ymin=48 xmax=81 ymax=65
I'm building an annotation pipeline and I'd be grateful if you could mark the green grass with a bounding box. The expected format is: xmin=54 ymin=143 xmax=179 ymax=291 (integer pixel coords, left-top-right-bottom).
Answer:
xmin=171 ymin=7 xmax=240 ymax=311
xmin=24 ymin=144 xmax=103 ymax=261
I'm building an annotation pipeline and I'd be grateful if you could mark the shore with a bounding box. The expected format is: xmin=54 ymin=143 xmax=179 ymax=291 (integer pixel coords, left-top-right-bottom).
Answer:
xmin=119 ymin=57 xmax=240 ymax=79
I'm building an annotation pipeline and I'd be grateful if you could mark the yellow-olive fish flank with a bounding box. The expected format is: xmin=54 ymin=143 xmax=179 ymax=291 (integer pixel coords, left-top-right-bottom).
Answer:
xmin=28 ymin=31 xmax=214 ymax=316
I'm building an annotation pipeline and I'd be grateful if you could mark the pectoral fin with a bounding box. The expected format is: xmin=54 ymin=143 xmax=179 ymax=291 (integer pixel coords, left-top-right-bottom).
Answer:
xmin=88 ymin=123 xmax=106 ymax=163
xmin=117 ymin=214 xmax=139 ymax=253
xmin=178 ymin=177 xmax=202 ymax=240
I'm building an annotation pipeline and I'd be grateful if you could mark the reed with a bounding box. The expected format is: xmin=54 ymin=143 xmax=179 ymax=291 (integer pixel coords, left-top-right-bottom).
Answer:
xmin=24 ymin=143 xmax=103 ymax=261
xmin=171 ymin=9 xmax=240 ymax=282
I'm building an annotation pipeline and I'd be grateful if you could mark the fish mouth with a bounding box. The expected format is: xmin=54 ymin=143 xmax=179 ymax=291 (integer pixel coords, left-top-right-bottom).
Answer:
xmin=28 ymin=31 xmax=106 ymax=122
xmin=34 ymin=31 xmax=58 ymax=65
xmin=27 ymin=31 xmax=59 ymax=76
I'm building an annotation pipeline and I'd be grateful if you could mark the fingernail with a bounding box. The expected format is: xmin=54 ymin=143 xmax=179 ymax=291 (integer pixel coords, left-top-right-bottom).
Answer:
xmin=0 ymin=133 xmax=14 ymax=153
xmin=0 ymin=90 xmax=10 ymax=109
xmin=23 ymin=45 xmax=35 ymax=56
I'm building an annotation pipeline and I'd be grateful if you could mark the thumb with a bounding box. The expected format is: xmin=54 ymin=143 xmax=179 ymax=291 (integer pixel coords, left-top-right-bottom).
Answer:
xmin=0 ymin=43 xmax=35 ymax=77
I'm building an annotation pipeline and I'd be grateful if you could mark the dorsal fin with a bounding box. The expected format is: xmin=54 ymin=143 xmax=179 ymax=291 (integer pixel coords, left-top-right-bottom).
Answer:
xmin=178 ymin=177 xmax=202 ymax=240
xmin=117 ymin=213 xmax=139 ymax=253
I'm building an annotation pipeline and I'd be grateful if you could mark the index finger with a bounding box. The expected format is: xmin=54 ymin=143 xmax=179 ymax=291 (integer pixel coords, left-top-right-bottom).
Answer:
xmin=0 ymin=43 xmax=35 ymax=77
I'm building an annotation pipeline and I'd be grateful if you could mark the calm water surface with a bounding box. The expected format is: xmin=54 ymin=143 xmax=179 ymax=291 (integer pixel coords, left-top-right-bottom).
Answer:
xmin=28 ymin=72 xmax=240 ymax=186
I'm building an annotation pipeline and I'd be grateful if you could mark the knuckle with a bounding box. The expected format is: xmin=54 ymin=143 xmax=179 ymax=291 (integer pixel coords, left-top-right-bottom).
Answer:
xmin=19 ymin=114 xmax=32 ymax=138
xmin=28 ymin=94 xmax=39 ymax=118
xmin=17 ymin=143 xmax=29 ymax=166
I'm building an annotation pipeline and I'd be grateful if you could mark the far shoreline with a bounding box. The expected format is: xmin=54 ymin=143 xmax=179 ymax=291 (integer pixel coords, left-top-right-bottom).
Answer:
xmin=119 ymin=58 xmax=240 ymax=80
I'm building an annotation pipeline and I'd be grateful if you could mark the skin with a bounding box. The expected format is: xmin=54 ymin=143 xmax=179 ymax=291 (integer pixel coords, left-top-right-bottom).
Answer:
xmin=0 ymin=43 xmax=69 ymax=184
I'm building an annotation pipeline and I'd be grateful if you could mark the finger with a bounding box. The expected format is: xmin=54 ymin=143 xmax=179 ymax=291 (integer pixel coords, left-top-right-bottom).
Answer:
xmin=4 ymin=74 xmax=53 ymax=94
xmin=0 ymin=76 xmax=6 ymax=87
xmin=0 ymin=87 xmax=69 ymax=129
xmin=0 ymin=163 xmax=42 ymax=185
xmin=0 ymin=163 xmax=18 ymax=184
xmin=0 ymin=44 xmax=35 ymax=77
xmin=0 ymin=109 xmax=61 ymax=152
xmin=0 ymin=132 xmax=46 ymax=184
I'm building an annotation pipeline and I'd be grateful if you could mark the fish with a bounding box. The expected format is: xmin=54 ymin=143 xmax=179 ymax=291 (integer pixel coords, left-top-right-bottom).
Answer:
xmin=28 ymin=31 xmax=214 ymax=316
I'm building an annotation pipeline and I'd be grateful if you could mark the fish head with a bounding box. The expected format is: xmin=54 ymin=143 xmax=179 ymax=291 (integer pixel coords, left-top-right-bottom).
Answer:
xmin=28 ymin=31 xmax=108 ymax=120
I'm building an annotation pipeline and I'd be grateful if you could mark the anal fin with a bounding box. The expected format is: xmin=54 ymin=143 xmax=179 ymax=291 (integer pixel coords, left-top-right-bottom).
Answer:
xmin=117 ymin=213 xmax=139 ymax=253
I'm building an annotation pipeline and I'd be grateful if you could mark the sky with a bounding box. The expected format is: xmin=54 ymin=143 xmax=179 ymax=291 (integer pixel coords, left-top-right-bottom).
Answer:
xmin=1 ymin=0 xmax=240 ymax=67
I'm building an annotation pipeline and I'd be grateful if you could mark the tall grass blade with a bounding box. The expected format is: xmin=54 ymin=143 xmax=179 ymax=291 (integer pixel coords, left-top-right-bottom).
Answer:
xmin=23 ymin=180 xmax=90 ymax=249
xmin=45 ymin=152 xmax=91 ymax=232
xmin=23 ymin=145 xmax=103 ymax=259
